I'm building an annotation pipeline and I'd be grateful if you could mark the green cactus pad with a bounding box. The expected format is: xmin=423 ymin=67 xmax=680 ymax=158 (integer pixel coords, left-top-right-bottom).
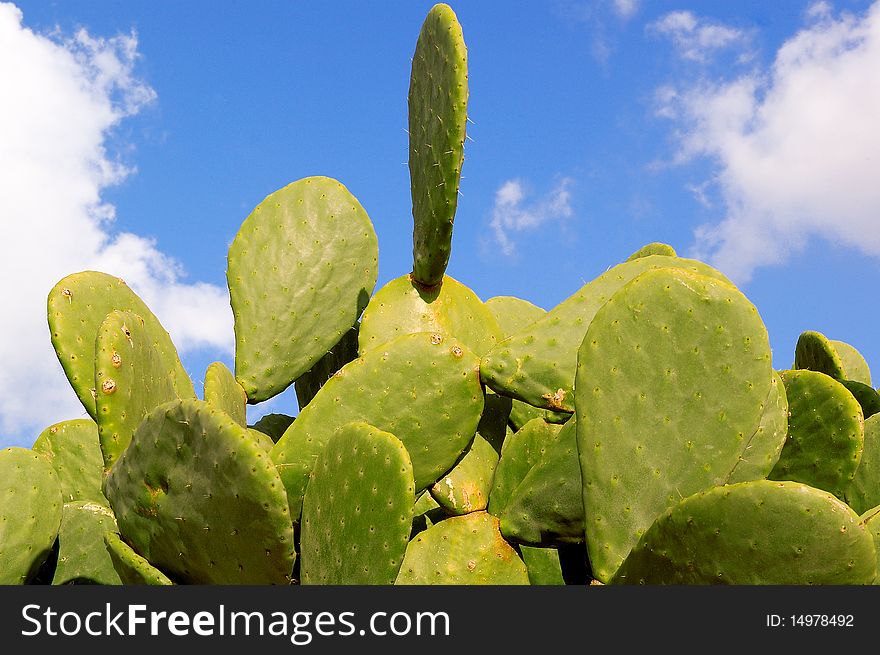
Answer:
xmin=411 ymin=491 xmax=446 ymax=537
xmin=769 ymin=369 xmax=864 ymax=500
xmin=52 ymin=501 xmax=121 ymax=585
xmin=203 ymin=361 xmax=247 ymax=427
xmin=104 ymin=532 xmax=173 ymax=585
xmin=396 ymin=511 xmax=529 ymax=585
xmin=500 ymin=416 xmax=584 ymax=546
xmin=300 ymin=422 xmax=415 ymax=585
xmin=845 ymin=414 xmax=880 ymax=515
xmin=430 ymin=433 xmax=498 ymax=516
xmin=485 ymin=295 xmax=546 ymax=337
xmin=724 ymin=370 xmax=789 ymax=484
xmin=859 ymin=506 xmax=880 ymax=584
xmin=0 ymin=447 xmax=63 ymax=584
xmin=271 ymin=332 xmax=484 ymax=521
xmin=794 ymin=330 xmax=847 ymax=380
xmin=576 ymin=267 xmax=772 ymax=582
xmin=47 ymin=270 xmax=193 ymax=419
xmin=227 ymin=176 xmax=378 ymax=403
xmin=103 ymin=399 xmax=295 ymax=584
xmin=95 ymin=309 xmax=196 ymax=470
xmin=358 ymin=273 xmax=502 ymax=357
xmin=841 ymin=379 xmax=880 ymax=420
xmin=625 ymin=242 xmax=677 ymax=261
xmin=488 ymin=418 xmax=563 ymax=517
xmin=481 ymin=255 xmax=733 ymax=413
xmin=247 ymin=428 xmax=275 ymax=453
xmin=831 ymin=339 xmax=872 ymax=386
xmin=520 ymin=546 xmax=566 ymax=585
xmin=408 ymin=3 xmax=468 ymax=286
xmin=249 ymin=413 xmax=295 ymax=443
xmin=612 ymin=480 xmax=877 ymax=585
xmin=294 ymin=323 xmax=360 ymax=410
xmin=32 ymin=418 xmax=105 ymax=505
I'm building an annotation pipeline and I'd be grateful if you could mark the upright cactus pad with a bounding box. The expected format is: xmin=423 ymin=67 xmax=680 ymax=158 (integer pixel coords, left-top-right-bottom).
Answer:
xmin=358 ymin=273 xmax=502 ymax=357
xmin=203 ymin=361 xmax=247 ymax=427
xmin=104 ymin=531 xmax=173 ymax=585
xmin=841 ymin=379 xmax=880 ymax=419
xmin=300 ymin=422 xmax=415 ymax=585
xmin=408 ymin=3 xmax=468 ymax=286
xmin=612 ymin=480 xmax=877 ymax=585
xmin=485 ymin=295 xmax=546 ymax=337
xmin=32 ymin=418 xmax=106 ymax=505
xmin=396 ymin=511 xmax=529 ymax=585
xmin=430 ymin=432 xmax=498 ymax=515
xmin=294 ymin=323 xmax=360 ymax=410
xmin=271 ymin=332 xmax=484 ymax=521
xmin=481 ymin=254 xmax=733 ymax=413
xmin=95 ymin=309 xmax=196 ymax=470
xmin=47 ymin=270 xmax=192 ymax=419
xmin=794 ymin=330 xmax=847 ymax=380
xmin=844 ymin=414 xmax=880 ymax=515
xmin=227 ymin=176 xmax=378 ymax=402
xmin=625 ymin=242 xmax=677 ymax=261
xmin=520 ymin=546 xmax=566 ymax=585
xmin=103 ymin=399 xmax=295 ymax=584
xmin=724 ymin=370 xmax=789 ymax=485
xmin=52 ymin=501 xmax=121 ymax=585
xmin=576 ymin=267 xmax=772 ymax=582
xmin=769 ymin=369 xmax=864 ymax=500
xmin=0 ymin=447 xmax=63 ymax=584
xmin=831 ymin=339 xmax=872 ymax=386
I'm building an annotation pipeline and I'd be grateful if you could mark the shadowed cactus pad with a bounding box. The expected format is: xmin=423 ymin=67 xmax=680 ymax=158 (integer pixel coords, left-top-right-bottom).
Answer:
xmin=95 ymin=309 xmax=196 ymax=470
xmin=227 ymin=176 xmax=378 ymax=403
xmin=104 ymin=532 xmax=173 ymax=585
xmin=271 ymin=332 xmax=484 ymax=521
xmin=47 ymin=270 xmax=192 ymax=419
xmin=300 ymin=422 xmax=414 ymax=585
xmin=576 ymin=267 xmax=772 ymax=582
xmin=520 ymin=546 xmax=566 ymax=586
xmin=294 ymin=324 xmax=360 ymax=410
xmin=844 ymin=414 xmax=880 ymax=515
xmin=396 ymin=511 xmax=529 ymax=585
xmin=793 ymin=330 xmax=872 ymax=384
xmin=32 ymin=418 xmax=106 ymax=505
xmin=0 ymin=447 xmax=63 ymax=584
xmin=769 ymin=369 xmax=863 ymax=500
xmin=103 ymin=399 xmax=295 ymax=584
xmin=52 ymin=501 xmax=121 ymax=585
xmin=408 ymin=3 xmax=468 ymax=286
xmin=612 ymin=480 xmax=877 ymax=585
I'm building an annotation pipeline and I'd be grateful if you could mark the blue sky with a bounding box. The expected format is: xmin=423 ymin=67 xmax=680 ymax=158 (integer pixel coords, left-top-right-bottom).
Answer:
xmin=2 ymin=0 xmax=879 ymax=447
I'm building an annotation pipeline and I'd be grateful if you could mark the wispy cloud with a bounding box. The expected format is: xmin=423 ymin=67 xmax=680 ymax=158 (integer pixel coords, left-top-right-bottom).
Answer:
xmin=655 ymin=2 xmax=880 ymax=283
xmin=488 ymin=177 xmax=574 ymax=257
xmin=649 ymin=10 xmax=753 ymax=63
xmin=0 ymin=3 xmax=233 ymax=445
xmin=612 ymin=0 xmax=640 ymax=21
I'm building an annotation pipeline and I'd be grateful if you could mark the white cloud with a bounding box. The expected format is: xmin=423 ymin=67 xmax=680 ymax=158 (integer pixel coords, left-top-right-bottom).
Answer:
xmin=612 ymin=0 xmax=640 ymax=21
xmin=0 ymin=3 xmax=233 ymax=445
xmin=657 ymin=2 xmax=880 ymax=283
xmin=649 ymin=10 xmax=752 ymax=63
xmin=488 ymin=177 xmax=574 ymax=256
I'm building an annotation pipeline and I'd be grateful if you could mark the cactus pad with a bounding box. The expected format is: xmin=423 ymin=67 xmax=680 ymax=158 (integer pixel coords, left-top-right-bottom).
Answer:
xmin=625 ymin=242 xmax=677 ymax=261
xmin=520 ymin=546 xmax=566 ymax=585
xmin=408 ymin=3 xmax=468 ymax=286
xmin=612 ymin=480 xmax=877 ymax=585
xmin=300 ymin=422 xmax=414 ymax=585
xmin=103 ymin=399 xmax=295 ymax=584
xmin=844 ymin=414 xmax=880 ymax=515
xmin=32 ymin=418 xmax=106 ymax=505
xmin=104 ymin=531 xmax=173 ymax=585
xmin=576 ymin=267 xmax=772 ymax=582
xmin=485 ymin=295 xmax=546 ymax=337
xmin=227 ymin=176 xmax=378 ymax=402
xmin=203 ymin=361 xmax=247 ymax=427
xmin=396 ymin=511 xmax=529 ymax=584
xmin=294 ymin=323 xmax=360 ymax=410
xmin=0 ymin=447 xmax=63 ymax=584
xmin=52 ymin=501 xmax=121 ymax=585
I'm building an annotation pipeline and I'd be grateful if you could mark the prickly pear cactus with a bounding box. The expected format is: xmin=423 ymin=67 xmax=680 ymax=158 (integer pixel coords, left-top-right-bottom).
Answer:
xmin=300 ymin=422 xmax=414 ymax=585
xmin=104 ymin=532 xmax=173 ymax=585
xmin=832 ymin=339 xmax=872 ymax=386
xmin=844 ymin=414 xmax=880 ymax=515
xmin=32 ymin=418 xmax=106 ymax=505
xmin=576 ymin=267 xmax=772 ymax=582
xmin=249 ymin=413 xmax=294 ymax=442
xmin=485 ymin=295 xmax=546 ymax=337
xmin=612 ymin=480 xmax=877 ymax=585
xmin=293 ymin=324 xmax=360 ymax=410
xmin=203 ymin=361 xmax=247 ymax=427
xmin=519 ymin=546 xmax=566 ymax=586
xmin=52 ymin=501 xmax=121 ymax=585
xmin=227 ymin=176 xmax=378 ymax=403
xmin=103 ymin=399 xmax=295 ymax=584
xmin=0 ymin=447 xmax=63 ymax=584
xmin=408 ymin=3 xmax=468 ymax=287
xmin=841 ymin=379 xmax=880 ymax=420
xmin=395 ymin=511 xmax=529 ymax=585
xmin=625 ymin=242 xmax=677 ymax=261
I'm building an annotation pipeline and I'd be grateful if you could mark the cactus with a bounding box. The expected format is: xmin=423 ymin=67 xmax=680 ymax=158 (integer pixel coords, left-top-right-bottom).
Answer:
xmin=832 ymin=339 xmax=873 ymax=385
xmin=411 ymin=491 xmax=446 ymax=538
xmin=293 ymin=324 xmax=360 ymax=409
xmin=271 ymin=332 xmax=484 ymax=521
xmin=249 ymin=413 xmax=294 ymax=442
xmin=52 ymin=501 xmax=121 ymax=585
xmin=408 ymin=3 xmax=468 ymax=287
xmin=844 ymin=414 xmax=880 ymax=514
xmin=47 ymin=271 xmax=193 ymax=419
xmin=841 ymin=379 xmax=880 ymax=420
xmin=768 ymin=369 xmax=864 ymax=500
xmin=395 ymin=511 xmax=529 ymax=585
xmin=227 ymin=176 xmax=378 ymax=403
xmin=612 ymin=480 xmax=877 ymax=585
xmin=0 ymin=447 xmax=63 ymax=584
xmin=576 ymin=267 xmax=772 ymax=582
xmin=300 ymin=422 xmax=414 ymax=585
xmin=793 ymin=330 xmax=872 ymax=384
xmin=203 ymin=360 xmax=247 ymax=427
xmin=625 ymin=242 xmax=677 ymax=261
xmin=519 ymin=546 xmax=566 ymax=586
xmin=104 ymin=531 xmax=173 ymax=585
xmin=103 ymin=399 xmax=295 ymax=584
xmin=481 ymin=254 xmax=733 ymax=413
xmin=32 ymin=418 xmax=106 ymax=505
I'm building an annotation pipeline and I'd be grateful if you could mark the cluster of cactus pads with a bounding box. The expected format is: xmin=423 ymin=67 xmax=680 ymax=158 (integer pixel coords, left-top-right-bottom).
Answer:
xmin=3 ymin=3 xmax=880 ymax=587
